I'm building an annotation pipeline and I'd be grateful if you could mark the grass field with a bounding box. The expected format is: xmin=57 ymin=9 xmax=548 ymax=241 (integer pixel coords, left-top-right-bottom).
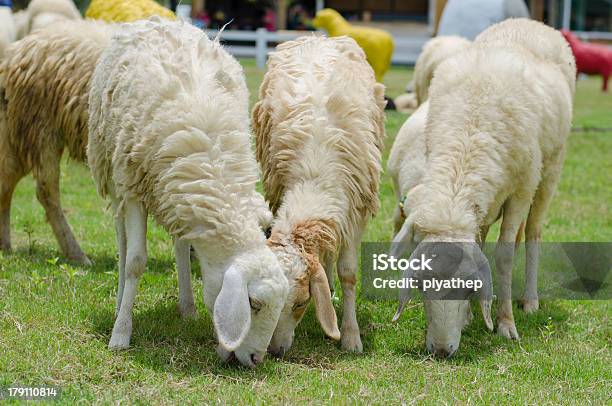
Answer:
xmin=1 ymin=60 xmax=610 ymax=404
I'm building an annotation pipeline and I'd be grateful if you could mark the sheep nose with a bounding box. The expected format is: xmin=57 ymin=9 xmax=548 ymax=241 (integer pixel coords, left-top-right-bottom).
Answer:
xmin=251 ymin=353 xmax=263 ymax=365
xmin=270 ymin=346 xmax=286 ymax=358
xmin=433 ymin=345 xmax=455 ymax=358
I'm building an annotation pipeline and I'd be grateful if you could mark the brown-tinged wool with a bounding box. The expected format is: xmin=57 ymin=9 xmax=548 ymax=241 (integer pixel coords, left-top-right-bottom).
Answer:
xmin=0 ymin=20 xmax=112 ymax=171
xmin=254 ymin=36 xmax=385 ymax=252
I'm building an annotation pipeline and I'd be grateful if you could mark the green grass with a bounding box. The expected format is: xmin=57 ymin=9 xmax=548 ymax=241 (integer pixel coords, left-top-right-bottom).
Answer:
xmin=1 ymin=61 xmax=611 ymax=404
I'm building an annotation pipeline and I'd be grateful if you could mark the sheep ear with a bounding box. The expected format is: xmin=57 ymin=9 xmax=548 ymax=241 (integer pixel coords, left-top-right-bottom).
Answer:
xmin=391 ymin=220 xmax=415 ymax=323
xmin=310 ymin=262 xmax=341 ymax=341
xmin=474 ymin=246 xmax=494 ymax=331
xmin=214 ymin=266 xmax=251 ymax=351
xmin=390 ymin=218 xmax=414 ymax=260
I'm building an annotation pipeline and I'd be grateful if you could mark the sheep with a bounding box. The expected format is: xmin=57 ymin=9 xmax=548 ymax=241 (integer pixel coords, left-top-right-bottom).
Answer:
xmin=27 ymin=0 xmax=82 ymax=33
xmin=413 ymin=36 xmax=471 ymax=106
xmin=0 ymin=20 xmax=113 ymax=264
xmin=388 ymin=36 xmax=472 ymax=237
xmin=87 ymin=18 xmax=288 ymax=368
xmin=391 ymin=18 xmax=575 ymax=357
xmin=12 ymin=10 xmax=28 ymax=40
xmin=253 ymin=35 xmax=386 ymax=354
xmin=312 ymin=8 xmax=394 ymax=82
xmin=86 ymin=0 xmax=175 ymax=23
xmin=0 ymin=3 xmax=16 ymax=58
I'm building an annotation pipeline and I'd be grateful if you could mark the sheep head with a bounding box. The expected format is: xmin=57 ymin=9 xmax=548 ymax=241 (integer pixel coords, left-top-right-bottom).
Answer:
xmin=267 ymin=219 xmax=341 ymax=357
xmin=213 ymin=247 xmax=289 ymax=368
xmin=391 ymin=232 xmax=493 ymax=358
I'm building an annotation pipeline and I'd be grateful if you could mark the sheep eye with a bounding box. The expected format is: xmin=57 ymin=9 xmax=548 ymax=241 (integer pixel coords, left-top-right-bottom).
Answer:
xmin=249 ymin=297 xmax=263 ymax=313
xmin=292 ymin=300 xmax=309 ymax=311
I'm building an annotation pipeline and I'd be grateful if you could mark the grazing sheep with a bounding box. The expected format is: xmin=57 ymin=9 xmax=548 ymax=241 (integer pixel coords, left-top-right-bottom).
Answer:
xmin=86 ymin=0 xmax=175 ymax=22
xmin=312 ymin=8 xmax=394 ymax=82
xmin=413 ymin=36 xmax=471 ymax=106
xmin=387 ymin=101 xmax=429 ymax=236
xmin=391 ymin=19 xmax=575 ymax=356
xmin=253 ymin=36 xmax=386 ymax=354
xmin=388 ymin=36 xmax=472 ymax=237
xmin=0 ymin=3 xmax=16 ymax=58
xmin=27 ymin=0 xmax=81 ymax=33
xmin=0 ymin=20 xmax=113 ymax=264
xmin=87 ymin=18 xmax=288 ymax=368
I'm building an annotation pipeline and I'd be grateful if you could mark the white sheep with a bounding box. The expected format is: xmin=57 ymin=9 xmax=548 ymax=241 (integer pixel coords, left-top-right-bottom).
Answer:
xmin=391 ymin=18 xmax=575 ymax=356
xmin=10 ymin=0 xmax=81 ymax=40
xmin=395 ymin=36 xmax=470 ymax=113
xmin=413 ymin=36 xmax=471 ymax=106
xmin=253 ymin=35 xmax=386 ymax=354
xmin=388 ymin=36 xmax=472 ymax=238
xmin=87 ymin=18 xmax=288 ymax=368
xmin=12 ymin=10 xmax=30 ymax=40
xmin=0 ymin=5 xmax=16 ymax=58
xmin=0 ymin=20 xmax=113 ymax=264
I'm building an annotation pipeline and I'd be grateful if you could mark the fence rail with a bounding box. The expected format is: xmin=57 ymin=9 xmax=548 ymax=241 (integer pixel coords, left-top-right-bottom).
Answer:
xmin=205 ymin=28 xmax=426 ymax=67
xmin=205 ymin=27 xmax=612 ymax=69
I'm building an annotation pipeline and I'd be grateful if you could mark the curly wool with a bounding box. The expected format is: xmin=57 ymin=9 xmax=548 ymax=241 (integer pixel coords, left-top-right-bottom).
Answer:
xmin=88 ymin=18 xmax=263 ymax=247
xmin=254 ymin=36 xmax=385 ymax=249
xmin=0 ymin=20 xmax=113 ymax=170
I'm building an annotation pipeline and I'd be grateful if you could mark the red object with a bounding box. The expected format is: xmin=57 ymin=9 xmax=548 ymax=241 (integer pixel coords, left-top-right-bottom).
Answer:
xmin=561 ymin=30 xmax=612 ymax=92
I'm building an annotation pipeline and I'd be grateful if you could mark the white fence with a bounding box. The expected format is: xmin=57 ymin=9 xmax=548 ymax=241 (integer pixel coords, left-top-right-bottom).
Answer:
xmin=205 ymin=28 xmax=427 ymax=68
xmin=206 ymin=27 xmax=612 ymax=69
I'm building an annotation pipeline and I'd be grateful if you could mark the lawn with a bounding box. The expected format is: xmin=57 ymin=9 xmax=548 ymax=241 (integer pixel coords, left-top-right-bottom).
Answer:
xmin=0 ymin=60 xmax=610 ymax=404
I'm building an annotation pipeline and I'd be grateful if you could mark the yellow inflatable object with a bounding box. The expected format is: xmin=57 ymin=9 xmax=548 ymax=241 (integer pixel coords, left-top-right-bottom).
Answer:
xmin=313 ymin=8 xmax=394 ymax=82
xmin=86 ymin=0 xmax=175 ymax=22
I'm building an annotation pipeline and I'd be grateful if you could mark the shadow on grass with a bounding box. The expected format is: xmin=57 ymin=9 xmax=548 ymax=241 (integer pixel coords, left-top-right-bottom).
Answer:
xmin=5 ymin=245 xmax=177 ymax=275
xmin=88 ymin=297 xmax=376 ymax=377
xmin=387 ymin=300 xmax=571 ymax=364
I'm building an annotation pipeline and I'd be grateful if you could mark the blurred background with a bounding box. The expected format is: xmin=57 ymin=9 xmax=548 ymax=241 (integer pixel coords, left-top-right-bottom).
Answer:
xmin=8 ymin=0 xmax=612 ymax=66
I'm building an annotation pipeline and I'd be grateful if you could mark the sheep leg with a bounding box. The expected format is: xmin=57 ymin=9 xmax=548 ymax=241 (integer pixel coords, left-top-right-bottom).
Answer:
xmin=392 ymin=204 xmax=404 ymax=236
xmin=478 ymin=224 xmax=490 ymax=248
xmin=0 ymin=167 xmax=22 ymax=253
xmin=33 ymin=156 xmax=91 ymax=265
xmin=323 ymin=250 xmax=336 ymax=297
xmin=337 ymin=224 xmax=364 ymax=352
xmin=112 ymin=199 xmax=127 ymax=316
xmin=495 ymin=198 xmax=531 ymax=340
xmin=522 ymin=153 xmax=563 ymax=314
xmin=109 ymin=199 xmax=147 ymax=350
xmin=174 ymin=237 xmax=196 ymax=318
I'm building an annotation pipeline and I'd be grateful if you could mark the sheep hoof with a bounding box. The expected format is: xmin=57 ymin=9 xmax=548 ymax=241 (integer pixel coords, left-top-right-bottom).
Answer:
xmin=108 ymin=333 xmax=131 ymax=350
xmin=70 ymin=254 xmax=92 ymax=267
xmin=521 ymin=299 xmax=539 ymax=314
xmin=179 ymin=303 xmax=197 ymax=319
xmin=341 ymin=331 xmax=363 ymax=353
xmin=497 ymin=319 xmax=520 ymax=340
